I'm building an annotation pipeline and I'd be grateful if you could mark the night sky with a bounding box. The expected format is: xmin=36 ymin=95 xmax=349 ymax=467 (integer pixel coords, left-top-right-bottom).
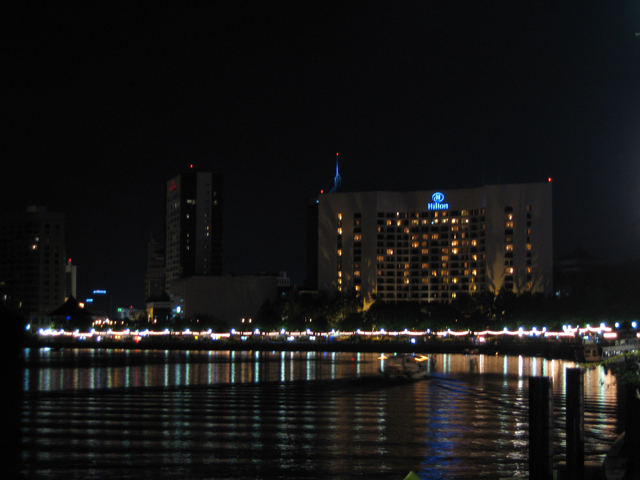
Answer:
xmin=3 ymin=2 xmax=640 ymax=308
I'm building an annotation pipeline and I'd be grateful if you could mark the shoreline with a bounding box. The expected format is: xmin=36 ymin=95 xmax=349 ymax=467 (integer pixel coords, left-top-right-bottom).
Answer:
xmin=25 ymin=335 xmax=583 ymax=361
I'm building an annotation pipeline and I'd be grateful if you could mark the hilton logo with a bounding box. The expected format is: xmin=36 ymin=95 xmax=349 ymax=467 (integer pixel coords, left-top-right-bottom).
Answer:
xmin=427 ymin=192 xmax=449 ymax=211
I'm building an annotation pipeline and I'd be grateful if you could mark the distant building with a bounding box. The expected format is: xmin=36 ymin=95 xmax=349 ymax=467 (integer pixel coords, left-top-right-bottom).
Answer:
xmin=145 ymin=292 xmax=172 ymax=325
xmin=171 ymin=273 xmax=288 ymax=328
xmin=316 ymin=182 xmax=553 ymax=303
xmin=114 ymin=305 xmax=145 ymax=322
xmin=144 ymin=235 xmax=165 ymax=300
xmin=65 ymin=258 xmax=77 ymax=299
xmin=0 ymin=206 xmax=67 ymax=322
xmin=165 ymin=166 xmax=223 ymax=294
xmin=85 ymin=289 xmax=111 ymax=319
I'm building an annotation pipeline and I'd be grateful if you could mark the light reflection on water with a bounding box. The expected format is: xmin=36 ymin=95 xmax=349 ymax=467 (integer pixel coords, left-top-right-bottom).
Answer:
xmin=22 ymin=349 xmax=619 ymax=479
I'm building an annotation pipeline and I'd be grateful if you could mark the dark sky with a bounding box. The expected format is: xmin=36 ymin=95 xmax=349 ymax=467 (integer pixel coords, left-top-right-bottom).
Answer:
xmin=3 ymin=2 xmax=640 ymax=308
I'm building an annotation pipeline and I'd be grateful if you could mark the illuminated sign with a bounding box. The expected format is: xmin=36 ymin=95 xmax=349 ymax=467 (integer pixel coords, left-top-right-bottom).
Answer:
xmin=427 ymin=192 xmax=449 ymax=211
xmin=92 ymin=289 xmax=107 ymax=295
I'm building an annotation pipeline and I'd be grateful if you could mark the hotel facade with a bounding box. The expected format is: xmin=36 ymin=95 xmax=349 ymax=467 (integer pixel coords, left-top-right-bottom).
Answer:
xmin=317 ymin=182 xmax=552 ymax=303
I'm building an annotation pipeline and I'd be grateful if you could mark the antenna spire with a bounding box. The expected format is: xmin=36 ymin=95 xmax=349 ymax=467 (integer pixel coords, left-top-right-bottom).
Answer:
xmin=330 ymin=152 xmax=342 ymax=193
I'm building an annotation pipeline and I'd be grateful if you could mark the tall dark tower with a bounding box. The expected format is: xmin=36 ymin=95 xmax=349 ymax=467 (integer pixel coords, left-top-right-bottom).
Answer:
xmin=165 ymin=165 xmax=223 ymax=294
xmin=0 ymin=206 xmax=66 ymax=321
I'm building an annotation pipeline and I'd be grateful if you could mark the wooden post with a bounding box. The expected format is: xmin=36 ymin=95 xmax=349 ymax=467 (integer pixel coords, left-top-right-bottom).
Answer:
xmin=624 ymin=383 xmax=640 ymax=477
xmin=565 ymin=367 xmax=584 ymax=480
xmin=529 ymin=376 xmax=553 ymax=480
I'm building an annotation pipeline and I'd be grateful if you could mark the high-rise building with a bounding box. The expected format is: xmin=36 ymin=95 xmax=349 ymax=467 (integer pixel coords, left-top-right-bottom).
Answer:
xmin=165 ymin=166 xmax=223 ymax=293
xmin=0 ymin=206 xmax=67 ymax=320
xmin=316 ymin=182 xmax=553 ymax=303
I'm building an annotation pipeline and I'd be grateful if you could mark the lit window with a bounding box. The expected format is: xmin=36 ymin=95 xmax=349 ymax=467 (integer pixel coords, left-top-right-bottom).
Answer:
xmin=471 ymin=239 xmax=477 ymax=247
xmin=386 ymin=249 xmax=394 ymax=255
xmin=452 ymin=248 xmax=458 ymax=255
xmin=472 ymin=269 xmax=477 ymax=276
xmin=338 ymin=271 xmax=342 ymax=278
xmin=526 ymin=243 xmax=532 ymax=251
xmin=337 ymin=249 xmax=342 ymax=256
xmin=354 ymin=234 xmax=362 ymax=241
xmin=506 ymin=267 xmax=514 ymax=274
xmin=354 ymin=270 xmax=361 ymax=277
xmin=337 ymin=227 xmax=343 ymax=235
xmin=505 ymin=244 xmax=514 ymax=252
xmin=338 ymin=213 xmax=343 ymax=221
xmin=452 ymin=292 xmax=457 ymax=299
xmin=355 ymin=285 xmax=361 ymax=292
xmin=412 ymin=241 xmax=419 ymax=248
xmin=452 ymin=278 xmax=458 ymax=284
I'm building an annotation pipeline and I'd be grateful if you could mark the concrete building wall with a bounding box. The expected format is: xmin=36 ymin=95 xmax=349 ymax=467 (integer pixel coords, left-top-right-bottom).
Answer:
xmin=171 ymin=275 xmax=280 ymax=327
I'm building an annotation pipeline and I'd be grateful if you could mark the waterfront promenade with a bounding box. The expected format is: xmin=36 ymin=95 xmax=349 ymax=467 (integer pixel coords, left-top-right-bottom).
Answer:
xmin=27 ymin=328 xmax=587 ymax=360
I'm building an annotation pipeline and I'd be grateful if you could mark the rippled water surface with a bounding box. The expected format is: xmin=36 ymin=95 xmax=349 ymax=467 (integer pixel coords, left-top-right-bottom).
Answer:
xmin=22 ymin=349 xmax=619 ymax=479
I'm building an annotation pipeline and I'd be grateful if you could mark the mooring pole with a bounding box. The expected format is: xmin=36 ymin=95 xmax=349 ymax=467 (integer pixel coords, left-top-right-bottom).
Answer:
xmin=565 ymin=367 xmax=584 ymax=480
xmin=624 ymin=383 xmax=640 ymax=477
xmin=529 ymin=376 xmax=553 ymax=480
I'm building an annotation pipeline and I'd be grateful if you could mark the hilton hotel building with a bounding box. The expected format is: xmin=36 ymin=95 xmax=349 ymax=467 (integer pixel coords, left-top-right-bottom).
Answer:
xmin=317 ymin=182 xmax=552 ymax=303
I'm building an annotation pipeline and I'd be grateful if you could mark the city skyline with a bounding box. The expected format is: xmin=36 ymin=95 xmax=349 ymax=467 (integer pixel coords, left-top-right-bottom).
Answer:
xmin=3 ymin=2 xmax=640 ymax=308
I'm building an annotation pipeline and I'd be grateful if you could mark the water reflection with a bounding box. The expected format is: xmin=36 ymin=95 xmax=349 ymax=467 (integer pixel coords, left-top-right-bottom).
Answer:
xmin=23 ymin=348 xmax=618 ymax=402
xmin=22 ymin=348 xmax=620 ymax=479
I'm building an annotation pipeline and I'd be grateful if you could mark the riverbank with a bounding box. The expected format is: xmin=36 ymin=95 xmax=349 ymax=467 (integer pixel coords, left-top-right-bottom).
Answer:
xmin=25 ymin=333 xmax=583 ymax=360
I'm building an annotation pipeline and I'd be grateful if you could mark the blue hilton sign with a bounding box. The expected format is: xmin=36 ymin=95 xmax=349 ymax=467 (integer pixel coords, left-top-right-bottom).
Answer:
xmin=427 ymin=192 xmax=449 ymax=211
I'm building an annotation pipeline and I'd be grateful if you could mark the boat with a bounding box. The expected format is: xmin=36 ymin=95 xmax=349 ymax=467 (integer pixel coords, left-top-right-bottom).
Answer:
xmin=380 ymin=354 xmax=430 ymax=380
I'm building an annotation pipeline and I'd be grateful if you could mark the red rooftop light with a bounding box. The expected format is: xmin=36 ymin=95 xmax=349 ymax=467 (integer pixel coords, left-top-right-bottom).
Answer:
xmin=547 ymin=177 xmax=552 ymax=183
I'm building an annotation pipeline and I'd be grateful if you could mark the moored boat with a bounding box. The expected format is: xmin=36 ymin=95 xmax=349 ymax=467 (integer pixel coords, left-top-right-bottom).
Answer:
xmin=380 ymin=354 xmax=430 ymax=380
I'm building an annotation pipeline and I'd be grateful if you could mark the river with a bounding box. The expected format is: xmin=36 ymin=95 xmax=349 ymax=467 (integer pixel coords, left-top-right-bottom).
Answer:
xmin=21 ymin=348 xmax=619 ymax=479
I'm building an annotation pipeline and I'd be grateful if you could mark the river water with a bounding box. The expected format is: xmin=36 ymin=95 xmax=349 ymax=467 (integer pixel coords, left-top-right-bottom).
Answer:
xmin=21 ymin=348 xmax=619 ymax=479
